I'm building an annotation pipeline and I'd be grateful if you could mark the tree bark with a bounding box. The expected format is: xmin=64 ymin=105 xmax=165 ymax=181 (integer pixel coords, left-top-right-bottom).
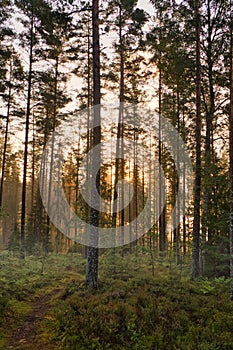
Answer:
xmin=86 ymin=0 xmax=101 ymax=288
xmin=201 ymin=0 xmax=215 ymax=272
xmin=20 ymin=11 xmax=34 ymax=260
xmin=0 ymin=60 xmax=12 ymax=210
xmin=158 ymin=61 xmax=166 ymax=252
xmin=112 ymin=4 xmax=124 ymax=240
xmin=229 ymin=1 xmax=233 ymax=300
xmin=45 ymin=56 xmax=59 ymax=255
xmin=191 ymin=0 xmax=202 ymax=279
xmin=176 ymin=86 xmax=181 ymax=264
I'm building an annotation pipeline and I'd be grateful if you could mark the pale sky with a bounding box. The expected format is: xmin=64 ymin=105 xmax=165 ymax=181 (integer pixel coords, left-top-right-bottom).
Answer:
xmin=3 ymin=0 xmax=158 ymax=154
xmin=137 ymin=0 xmax=154 ymax=15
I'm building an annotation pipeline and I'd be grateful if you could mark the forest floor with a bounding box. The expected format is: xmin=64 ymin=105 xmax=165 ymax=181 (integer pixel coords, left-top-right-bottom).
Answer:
xmin=0 ymin=249 xmax=233 ymax=350
xmin=0 ymin=251 xmax=83 ymax=350
xmin=5 ymin=287 xmax=63 ymax=350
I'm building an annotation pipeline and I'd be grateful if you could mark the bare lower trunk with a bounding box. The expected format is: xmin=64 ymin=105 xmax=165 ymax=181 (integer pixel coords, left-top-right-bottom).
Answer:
xmin=158 ymin=63 xmax=166 ymax=252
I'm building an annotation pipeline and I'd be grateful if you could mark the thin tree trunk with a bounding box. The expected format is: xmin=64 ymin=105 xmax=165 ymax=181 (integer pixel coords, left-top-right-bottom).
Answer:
xmin=31 ymin=112 xmax=35 ymax=211
xmin=0 ymin=60 xmax=12 ymax=209
xmin=112 ymin=4 xmax=124 ymax=239
xmin=201 ymin=0 xmax=215 ymax=272
xmin=176 ymin=87 xmax=181 ymax=264
xmin=191 ymin=0 xmax=202 ymax=279
xmin=20 ymin=12 xmax=34 ymax=259
xmin=86 ymin=0 xmax=101 ymax=288
xmin=229 ymin=1 xmax=233 ymax=300
xmin=182 ymin=112 xmax=187 ymax=256
xmin=45 ymin=56 xmax=59 ymax=255
xmin=84 ymin=17 xmax=92 ymax=259
xmin=128 ymin=158 xmax=133 ymax=252
xmin=119 ymin=5 xmax=125 ymax=247
xmin=133 ymin=128 xmax=138 ymax=243
xmin=142 ymin=145 xmax=145 ymax=247
xmin=158 ymin=61 xmax=166 ymax=252
xmin=35 ymin=109 xmax=49 ymax=245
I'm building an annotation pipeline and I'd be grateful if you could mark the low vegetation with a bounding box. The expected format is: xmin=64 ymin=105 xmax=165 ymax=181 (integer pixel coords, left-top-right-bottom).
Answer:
xmin=0 ymin=249 xmax=232 ymax=350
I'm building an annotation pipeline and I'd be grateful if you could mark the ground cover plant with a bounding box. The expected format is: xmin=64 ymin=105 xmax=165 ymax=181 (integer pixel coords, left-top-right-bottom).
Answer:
xmin=0 ymin=249 xmax=233 ymax=350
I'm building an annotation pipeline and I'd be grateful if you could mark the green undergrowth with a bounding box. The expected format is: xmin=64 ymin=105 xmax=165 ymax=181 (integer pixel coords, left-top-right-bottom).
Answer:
xmin=0 ymin=251 xmax=86 ymax=348
xmin=0 ymin=249 xmax=233 ymax=350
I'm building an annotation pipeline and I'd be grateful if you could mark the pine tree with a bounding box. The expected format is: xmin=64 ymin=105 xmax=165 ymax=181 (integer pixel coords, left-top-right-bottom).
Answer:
xmin=192 ymin=0 xmax=202 ymax=279
xmin=86 ymin=0 xmax=101 ymax=288
xmin=229 ymin=0 xmax=233 ymax=300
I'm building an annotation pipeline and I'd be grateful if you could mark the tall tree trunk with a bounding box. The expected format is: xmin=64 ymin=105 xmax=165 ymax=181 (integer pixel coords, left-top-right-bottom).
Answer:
xmin=20 ymin=12 xmax=34 ymax=259
xmin=182 ymin=112 xmax=187 ymax=255
xmin=45 ymin=56 xmax=59 ymax=255
xmin=201 ymin=0 xmax=215 ymax=272
xmin=158 ymin=61 xmax=166 ymax=252
xmin=141 ymin=146 xmax=145 ymax=247
xmin=112 ymin=4 xmax=124 ymax=238
xmin=86 ymin=0 xmax=101 ymax=288
xmin=191 ymin=0 xmax=202 ymax=279
xmin=31 ymin=112 xmax=35 ymax=211
xmin=229 ymin=1 xmax=233 ymax=300
xmin=119 ymin=5 xmax=125 ymax=247
xmin=175 ymin=86 xmax=181 ymax=264
xmin=35 ymin=109 xmax=49 ymax=245
xmin=133 ymin=128 xmax=138 ymax=243
xmin=84 ymin=17 xmax=92 ymax=259
xmin=0 ymin=60 xmax=12 ymax=210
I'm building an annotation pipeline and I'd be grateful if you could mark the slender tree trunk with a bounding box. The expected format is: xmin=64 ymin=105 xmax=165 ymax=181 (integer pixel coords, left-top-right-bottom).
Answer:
xmin=119 ymin=5 xmax=125 ymax=247
xmin=35 ymin=110 xmax=49 ymax=245
xmin=75 ymin=140 xmax=81 ymax=241
xmin=229 ymin=1 xmax=233 ymax=300
xmin=20 ymin=12 xmax=34 ymax=259
xmin=142 ymin=146 xmax=145 ymax=247
xmin=84 ymin=18 xmax=92 ymax=259
xmin=128 ymin=158 xmax=133 ymax=252
xmin=31 ymin=112 xmax=35 ymax=211
xmin=176 ymin=87 xmax=181 ymax=264
xmin=112 ymin=5 xmax=124 ymax=238
xmin=45 ymin=56 xmax=59 ymax=255
xmin=0 ymin=60 xmax=12 ymax=210
xmin=86 ymin=0 xmax=101 ymax=288
xmin=201 ymin=0 xmax=215 ymax=272
xmin=133 ymin=128 xmax=138 ymax=243
xmin=191 ymin=0 xmax=202 ymax=279
xmin=158 ymin=62 xmax=166 ymax=252
xmin=182 ymin=112 xmax=187 ymax=256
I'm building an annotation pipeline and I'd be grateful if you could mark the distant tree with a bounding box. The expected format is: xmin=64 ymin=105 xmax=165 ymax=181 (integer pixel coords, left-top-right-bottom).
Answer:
xmin=39 ymin=6 xmax=75 ymax=254
xmin=0 ymin=49 xmax=24 ymax=212
xmin=15 ymin=0 xmax=45 ymax=259
xmin=1 ymin=148 xmax=21 ymax=246
xmin=106 ymin=0 xmax=147 ymax=246
xmin=0 ymin=0 xmax=15 ymax=212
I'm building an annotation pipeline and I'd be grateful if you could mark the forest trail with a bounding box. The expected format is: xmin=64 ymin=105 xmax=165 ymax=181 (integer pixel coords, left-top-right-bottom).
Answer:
xmin=5 ymin=287 xmax=62 ymax=350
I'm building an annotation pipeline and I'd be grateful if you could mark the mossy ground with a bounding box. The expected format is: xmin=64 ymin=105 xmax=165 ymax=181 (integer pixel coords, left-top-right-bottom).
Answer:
xmin=0 ymin=248 xmax=232 ymax=350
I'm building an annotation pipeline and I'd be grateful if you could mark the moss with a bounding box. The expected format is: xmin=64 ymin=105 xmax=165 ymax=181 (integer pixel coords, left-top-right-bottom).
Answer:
xmin=0 ymin=251 xmax=232 ymax=350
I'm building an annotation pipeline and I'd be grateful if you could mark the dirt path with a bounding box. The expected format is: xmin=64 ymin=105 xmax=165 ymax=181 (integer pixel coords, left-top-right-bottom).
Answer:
xmin=5 ymin=288 xmax=62 ymax=350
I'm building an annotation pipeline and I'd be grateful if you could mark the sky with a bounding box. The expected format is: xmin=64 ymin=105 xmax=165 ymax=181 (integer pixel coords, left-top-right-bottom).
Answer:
xmin=3 ymin=0 xmax=158 ymax=154
xmin=138 ymin=0 xmax=154 ymax=15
